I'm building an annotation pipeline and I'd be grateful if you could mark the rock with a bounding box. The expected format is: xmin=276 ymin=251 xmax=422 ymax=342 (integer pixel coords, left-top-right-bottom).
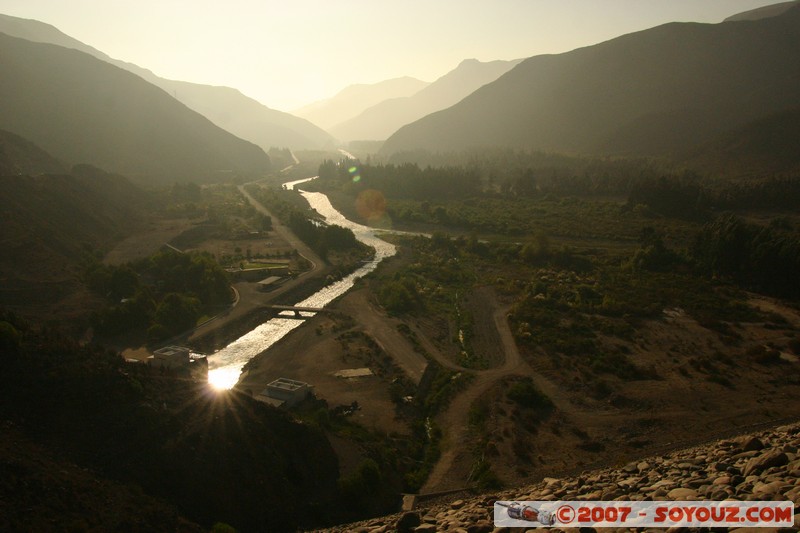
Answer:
xmin=752 ymin=480 xmax=790 ymax=498
xmin=413 ymin=524 xmax=437 ymax=533
xmin=741 ymin=437 xmax=765 ymax=451
xmin=667 ymin=487 xmax=698 ymax=500
xmin=713 ymin=461 xmax=733 ymax=472
xmin=743 ymin=450 xmax=789 ymax=476
xmin=623 ymin=461 xmax=639 ymax=473
xmin=450 ymin=500 xmax=466 ymax=510
xmin=732 ymin=450 xmax=761 ymax=461
xmin=396 ymin=512 xmax=421 ymax=533
xmin=466 ymin=521 xmax=493 ymax=533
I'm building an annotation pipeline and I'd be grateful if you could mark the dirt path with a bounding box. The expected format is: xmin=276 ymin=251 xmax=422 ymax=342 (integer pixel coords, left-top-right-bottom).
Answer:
xmin=238 ymin=183 xmax=324 ymax=272
xmin=420 ymin=290 xmax=553 ymax=493
xmin=336 ymin=288 xmax=429 ymax=384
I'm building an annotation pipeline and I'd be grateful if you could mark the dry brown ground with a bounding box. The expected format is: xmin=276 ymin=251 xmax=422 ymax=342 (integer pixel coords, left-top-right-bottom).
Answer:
xmin=237 ymin=307 xmax=410 ymax=436
xmin=104 ymin=217 xmax=196 ymax=265
xmin=468 ymin=295 xmax=800 ymax=492
xmin=224 ymin=269 xmax=800 ymax=497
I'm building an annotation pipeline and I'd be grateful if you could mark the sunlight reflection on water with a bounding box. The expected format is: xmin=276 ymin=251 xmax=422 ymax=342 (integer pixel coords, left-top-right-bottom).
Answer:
xmin=206 ymin=180 xmax=397 ymax=390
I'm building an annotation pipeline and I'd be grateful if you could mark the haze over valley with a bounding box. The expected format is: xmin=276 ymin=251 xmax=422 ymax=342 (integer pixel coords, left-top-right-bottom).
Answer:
xmin=1 ymin=2 xmax=800 ymax=531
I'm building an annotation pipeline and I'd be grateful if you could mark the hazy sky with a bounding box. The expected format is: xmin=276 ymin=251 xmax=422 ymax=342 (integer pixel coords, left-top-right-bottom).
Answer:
xmin=0 ymin=0 xmax=784 ymax=111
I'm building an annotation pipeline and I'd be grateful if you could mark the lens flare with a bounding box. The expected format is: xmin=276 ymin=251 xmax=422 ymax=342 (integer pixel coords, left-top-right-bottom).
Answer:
xmin=348 ymin=165 xmax=361 ymax=183
xmin=208 ymin=366 xmax=241 ymax=391
xmin=356 ymin=189 xmax=389 ymax=225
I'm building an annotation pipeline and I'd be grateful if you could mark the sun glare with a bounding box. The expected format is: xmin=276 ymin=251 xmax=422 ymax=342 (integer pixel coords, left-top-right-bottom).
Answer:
xmin=208 ymin=367 xmax=241 ymax=391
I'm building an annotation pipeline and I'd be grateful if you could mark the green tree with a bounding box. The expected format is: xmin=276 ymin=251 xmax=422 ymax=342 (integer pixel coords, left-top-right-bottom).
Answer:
xmin=154 ymin=293 xmax=201 ymax=335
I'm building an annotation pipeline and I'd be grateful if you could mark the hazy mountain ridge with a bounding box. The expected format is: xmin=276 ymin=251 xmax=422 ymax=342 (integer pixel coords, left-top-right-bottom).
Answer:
xmin=0 ymin=32 xmax=271 ymax=182
xmin=330 ymin=58 xmax=523 ymax=141
xmin=724 ymin=0 xmax=799 ymax=21
xmin=381 ymin=6 xmax=800 ymax=158
xmin=294 ymin=76 xmax=430 ymax=131
xmin=0 ymin=14 xmax=333 ymax=151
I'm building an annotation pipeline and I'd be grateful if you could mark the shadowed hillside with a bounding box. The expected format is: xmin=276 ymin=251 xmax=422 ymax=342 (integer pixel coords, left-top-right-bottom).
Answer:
xmin=0 ymin=134 xmax=147 ymax=319
xmin=684 ymin=107 xmax=800 ymax=178
xmin=0 ymin=33 xmax=270 ymax=182
xmin=381 ymin=5 xmax=800 ymax=157
xmin=0 ymin=14 xmax=333 ymax=151
xmin=0 ymin=316 xmax=342 ymax=532
xmin=0 ymin=129 xmax=65 ymax=176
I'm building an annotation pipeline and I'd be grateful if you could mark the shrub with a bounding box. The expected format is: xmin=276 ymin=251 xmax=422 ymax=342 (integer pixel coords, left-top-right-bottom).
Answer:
xmin=507 ymin=378 xmax=553 ymax=411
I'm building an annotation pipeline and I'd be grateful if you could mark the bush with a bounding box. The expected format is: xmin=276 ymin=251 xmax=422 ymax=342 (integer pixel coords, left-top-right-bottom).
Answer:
xmin=507 ymin=378 xmax=553 ymax=411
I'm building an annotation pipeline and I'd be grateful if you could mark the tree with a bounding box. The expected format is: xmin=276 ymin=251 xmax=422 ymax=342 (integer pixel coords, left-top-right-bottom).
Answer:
xmin=154 ymin=293 xmax=201 ymax=335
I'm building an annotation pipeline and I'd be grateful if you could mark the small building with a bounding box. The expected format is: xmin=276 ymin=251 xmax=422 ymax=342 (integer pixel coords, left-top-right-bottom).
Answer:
xmin=257 ymin=276 xmax=283 ymax=292
xmin=152 ymin=346 xmax=190 ymax=369
xmin=256 ymin=378 xmax=311 ymax=408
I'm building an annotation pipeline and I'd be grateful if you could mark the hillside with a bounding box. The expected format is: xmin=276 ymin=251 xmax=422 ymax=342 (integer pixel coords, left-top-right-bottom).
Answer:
xmin=683 ymin=107 xmax=800 ymax=178
xmin=0 ymin=32 xmax=271 ymax=182
xmin=294 ymin=76 xmax=429 ymax=131
xmin=381 ymin=5 xmax=800 ymax=158
xmin=0 ymin=14 xmax=332 ymax=151
xmin=0 ymin=129 xmax=65 ymax=176
xmin=724 ymin=0 xmax=799 ymax=21
xmin=0 ymin=133 xmax=147 ymax=320
xmin=322 ymin=422 xmax=800 ymax=531
xmin=0 ymin=318 xmax=342 ymax=532
xmin=330 ymin=58 xmax=522 ymax=141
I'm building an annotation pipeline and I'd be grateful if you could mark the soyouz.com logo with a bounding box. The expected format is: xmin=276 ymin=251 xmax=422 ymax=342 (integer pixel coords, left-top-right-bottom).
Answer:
xmin=493 ymin=500 xmax=794 ymax=528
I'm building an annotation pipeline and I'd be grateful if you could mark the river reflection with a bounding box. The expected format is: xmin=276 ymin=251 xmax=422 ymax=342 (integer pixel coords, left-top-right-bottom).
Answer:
xmin=206 ymin=180 xmax=396 ymax=390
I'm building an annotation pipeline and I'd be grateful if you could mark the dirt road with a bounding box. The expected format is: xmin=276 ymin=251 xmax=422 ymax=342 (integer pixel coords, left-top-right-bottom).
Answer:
xmin=420 ymin=290 xmax=541 ymax=492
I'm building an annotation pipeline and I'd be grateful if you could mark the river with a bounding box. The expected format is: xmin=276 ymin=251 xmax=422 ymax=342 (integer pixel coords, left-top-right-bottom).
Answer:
xmin=206 ymin=177 xmax=397 ymax=390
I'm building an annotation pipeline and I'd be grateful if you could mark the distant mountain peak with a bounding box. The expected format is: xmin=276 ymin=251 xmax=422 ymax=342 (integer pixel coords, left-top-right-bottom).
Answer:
xmin=0 ymin=13 xmax=333 ymax=151
xmin=381 ymin=7 xmax=800 ymax=158
xmin=724 ymin=0 xmax=799 ymax=22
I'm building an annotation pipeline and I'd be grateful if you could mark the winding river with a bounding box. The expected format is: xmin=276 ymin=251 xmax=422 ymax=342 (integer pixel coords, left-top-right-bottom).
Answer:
xmin=206 ymin=178 xmax=397 ymax=390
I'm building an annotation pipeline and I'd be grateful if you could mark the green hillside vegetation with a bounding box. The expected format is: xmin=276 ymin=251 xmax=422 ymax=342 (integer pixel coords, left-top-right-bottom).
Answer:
xmin=86 ymin=248 xmax=232 ymax=341
xmin=381 ymin=5 xmax=800 ymax=157
xmin=0 ymin=32 xmax=270 ymax=183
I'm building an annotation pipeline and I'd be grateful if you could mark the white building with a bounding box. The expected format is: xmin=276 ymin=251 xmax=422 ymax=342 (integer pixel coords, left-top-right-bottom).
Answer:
xmin=256 ymin=378 xmax=312 ymax=407
xmin=152 ymin=346 xmax=190 ymax=369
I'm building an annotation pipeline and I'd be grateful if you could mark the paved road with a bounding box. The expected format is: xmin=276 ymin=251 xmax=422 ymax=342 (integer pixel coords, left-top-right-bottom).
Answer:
xmin=187 ymin=183 xmax=329 ymax=345
xmin=238 ymin=183 xmax=325 ymax=274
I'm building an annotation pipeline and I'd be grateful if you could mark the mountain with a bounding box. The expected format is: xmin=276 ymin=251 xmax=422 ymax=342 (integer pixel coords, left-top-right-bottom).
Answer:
xmin=0 ymin=129 xmax=66 ymax=176
xmin=161 ymin=82 xmax=335 ymax=151
xmin=0 ymin=32 xmax=271 ymax=182
xmin=0 ymin=14 xmax=333 ymax=151
xmin=724 ymin=0 xmax=799 ymax=21
xmin=381 ymin=5 xmax=800 ymax=158
xmin=330 ymin=58 xmax=523 ymax=141
xmin=683 ymin=107 xmax=800 ymax=177
xmin=294 ymin=76 xmax=430 ymax=131
xmin=0 ymin=134 xmax=147 ymax=318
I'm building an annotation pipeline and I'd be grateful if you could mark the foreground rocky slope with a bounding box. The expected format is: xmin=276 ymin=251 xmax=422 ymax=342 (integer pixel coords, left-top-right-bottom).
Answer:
xmin=318 ymin=421 xmax=800 ymax=532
